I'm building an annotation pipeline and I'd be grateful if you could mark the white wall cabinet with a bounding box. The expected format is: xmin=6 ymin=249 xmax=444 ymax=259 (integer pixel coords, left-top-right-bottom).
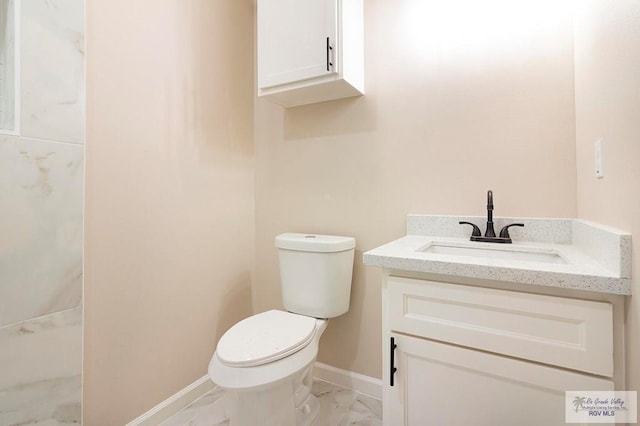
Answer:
xmin=257 ymin=0 xmax=363 ymax=107
xmin=383 ymin=276 xmax=615 ymax=426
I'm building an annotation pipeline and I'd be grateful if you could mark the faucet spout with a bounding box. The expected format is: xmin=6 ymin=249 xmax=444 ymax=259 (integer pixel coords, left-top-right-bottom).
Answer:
xmin=485 ymin=190 xmax=496 ymax=237
xmin=459 ymin=190 xmax=525 ymax=243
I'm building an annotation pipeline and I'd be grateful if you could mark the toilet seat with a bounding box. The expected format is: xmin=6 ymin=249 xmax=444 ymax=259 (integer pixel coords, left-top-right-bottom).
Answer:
xmin=216 ymin=310 xmax=317 ymax=367
xmin=209 ymin=317 xmax=328 ymax=391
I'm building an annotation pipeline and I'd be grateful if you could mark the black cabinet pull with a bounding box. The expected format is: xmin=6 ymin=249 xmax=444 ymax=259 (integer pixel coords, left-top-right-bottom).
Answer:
xmin=390 ymin=336 xmax=398 ymax=386
xmin=326 ymin=37 xmax=333 ymax=71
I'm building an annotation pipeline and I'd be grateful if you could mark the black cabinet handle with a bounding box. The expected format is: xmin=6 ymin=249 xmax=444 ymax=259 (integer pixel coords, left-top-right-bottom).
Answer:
xmin=326 ymin=37 xmax=333 ymax=71
xmin=390 ymin=336 xmax=398 ymax=387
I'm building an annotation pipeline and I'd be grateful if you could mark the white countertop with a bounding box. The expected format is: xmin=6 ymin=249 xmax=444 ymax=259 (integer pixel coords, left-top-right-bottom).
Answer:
xmin=363 ymin=215 xmax=631 ymax=295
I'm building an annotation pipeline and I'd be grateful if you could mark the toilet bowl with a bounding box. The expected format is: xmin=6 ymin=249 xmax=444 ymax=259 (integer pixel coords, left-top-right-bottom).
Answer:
xmin=208 ymin=233 xmax=355 ymax=426
xmin=209 ymin=311 xmax=327 ymax=426
xmin=209 ymin=310 xmax=327 ymax=391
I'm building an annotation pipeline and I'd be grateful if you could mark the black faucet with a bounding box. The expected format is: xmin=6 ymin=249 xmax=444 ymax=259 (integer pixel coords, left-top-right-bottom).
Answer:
xmin=459 ymin=190 xmax=524 ymax=244
xmin=486 ymin=190 xmax=496 ymax=238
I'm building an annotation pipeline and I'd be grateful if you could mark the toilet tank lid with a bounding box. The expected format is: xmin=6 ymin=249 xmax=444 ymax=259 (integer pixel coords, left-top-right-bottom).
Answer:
xmin=275 ymin=233 xmax=355 ymax=253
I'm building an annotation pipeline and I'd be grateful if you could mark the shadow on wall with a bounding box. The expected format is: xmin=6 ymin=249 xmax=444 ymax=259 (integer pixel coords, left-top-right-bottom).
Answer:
xmin=214 ymin=272 xmax=254 ymax=344
xmin=318 ymin=249 xmax=367 ymax=368
xmin=283 ymin=96 xmax=376 ymax=141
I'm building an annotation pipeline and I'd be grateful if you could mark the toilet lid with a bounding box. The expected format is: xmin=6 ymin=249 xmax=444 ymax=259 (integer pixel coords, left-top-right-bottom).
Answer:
xmin=216 ymin=310 xmax=317 ymax=367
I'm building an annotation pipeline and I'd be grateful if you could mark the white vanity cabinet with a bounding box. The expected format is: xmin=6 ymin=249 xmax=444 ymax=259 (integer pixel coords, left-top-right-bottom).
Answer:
xmin=383 ymin=276 xmax=615 ymax=426
xmin=365 ymin=215 xmax=630 ymax=425
xmin=257 ymin=0 xmax=364 ymax=107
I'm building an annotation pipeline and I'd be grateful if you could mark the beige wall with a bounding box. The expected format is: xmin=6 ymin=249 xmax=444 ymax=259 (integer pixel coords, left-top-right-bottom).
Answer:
xmin=574 ymin=0 xmax=640 ymax=393
xmin=84 ymin=0 xmax=254 ymax=423
xmin=254 ymin=0 xmax=578 ymax=378
xmin=81 ymin=0 xmax=640 ymax=421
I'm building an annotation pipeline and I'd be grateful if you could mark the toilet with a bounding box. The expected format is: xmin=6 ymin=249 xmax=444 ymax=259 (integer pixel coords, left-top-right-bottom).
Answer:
xmin=208 ymin=233 xmax=356 ymax=426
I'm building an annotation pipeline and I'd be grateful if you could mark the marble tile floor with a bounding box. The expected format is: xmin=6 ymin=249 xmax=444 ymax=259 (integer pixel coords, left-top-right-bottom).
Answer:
xmin=160 ymin=379 xmax=382 ymax=426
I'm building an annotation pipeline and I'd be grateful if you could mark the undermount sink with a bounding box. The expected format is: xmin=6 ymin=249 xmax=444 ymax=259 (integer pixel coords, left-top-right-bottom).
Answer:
xmin=419 ymin=243 xmax=566 ymax=264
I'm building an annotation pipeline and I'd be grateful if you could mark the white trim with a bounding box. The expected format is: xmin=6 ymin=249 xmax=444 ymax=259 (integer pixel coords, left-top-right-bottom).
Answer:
xmin=313 ymin=362 xmax=382 ymax=400
xmin=125 ymin=375 xmax=215 ymax=426
xmin=0 ymin=0 xmax=20 ymax=135
xmin=125 ymin=365 xmax=381 ymax=425
xmin=13 ymin=0 xmax=20 ymax=135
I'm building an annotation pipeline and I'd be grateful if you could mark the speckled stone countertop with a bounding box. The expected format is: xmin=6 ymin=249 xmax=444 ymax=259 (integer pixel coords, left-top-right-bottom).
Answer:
xmin=363 ymin=215 xmax=631 ymax=295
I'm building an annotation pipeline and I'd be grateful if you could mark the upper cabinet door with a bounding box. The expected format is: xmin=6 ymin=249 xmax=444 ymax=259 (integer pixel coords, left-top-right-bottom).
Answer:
xmin=258 ymin=0 xmax=337 ymax=89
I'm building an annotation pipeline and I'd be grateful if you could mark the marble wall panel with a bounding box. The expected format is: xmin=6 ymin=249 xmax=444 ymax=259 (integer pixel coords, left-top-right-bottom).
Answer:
xmin=20 ymin=0 xmax=85 ymax=143
xmin=0 ymin=307 xmax=82 ymax=425
xmin=0 ymin=135 xmax=83 ymax=327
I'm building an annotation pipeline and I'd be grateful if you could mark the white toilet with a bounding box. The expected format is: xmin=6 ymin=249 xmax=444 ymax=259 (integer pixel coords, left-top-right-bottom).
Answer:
xmin=208 ymin=233 xmax=356 ymax=426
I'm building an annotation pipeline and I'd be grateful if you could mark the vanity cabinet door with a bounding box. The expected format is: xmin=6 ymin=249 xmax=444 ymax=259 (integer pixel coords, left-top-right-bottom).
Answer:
xmin=386 ymin=334 xmax=613 ymax=426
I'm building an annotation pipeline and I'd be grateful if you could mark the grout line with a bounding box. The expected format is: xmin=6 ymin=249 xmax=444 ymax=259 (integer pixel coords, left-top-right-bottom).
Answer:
xmin=0 ymin=305 xmax=82 ymax=330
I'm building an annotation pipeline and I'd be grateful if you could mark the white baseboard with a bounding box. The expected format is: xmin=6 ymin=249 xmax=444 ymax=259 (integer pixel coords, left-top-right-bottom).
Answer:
xmin=126 ymin=375 xmax=215 ymax=426
xmin=313 ymin=362 xmax=382 ymax=400
xmin=126 ymin=364 xmax=382 ymax=425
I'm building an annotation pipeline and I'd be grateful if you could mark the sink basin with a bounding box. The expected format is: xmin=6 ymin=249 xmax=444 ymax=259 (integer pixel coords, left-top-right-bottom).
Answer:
xmin=419 ymin=243 xmax=566 ymax=264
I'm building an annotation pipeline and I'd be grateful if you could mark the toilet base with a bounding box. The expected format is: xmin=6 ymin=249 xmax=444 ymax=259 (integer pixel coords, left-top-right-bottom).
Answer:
xmin=228 ymin=364 xmax=319 ymax=426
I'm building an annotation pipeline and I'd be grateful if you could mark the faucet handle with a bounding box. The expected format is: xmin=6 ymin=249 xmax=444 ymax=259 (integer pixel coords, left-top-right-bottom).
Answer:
xmin=499 ymin=223 xmax=525 ymax=239
xmin=459 ymin=221 xmax=482 ymax=237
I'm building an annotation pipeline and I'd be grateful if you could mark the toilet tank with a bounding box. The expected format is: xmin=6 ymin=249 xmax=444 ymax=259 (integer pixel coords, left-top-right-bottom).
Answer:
xmin=275 ymin=233 xmax=355 ymax=318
